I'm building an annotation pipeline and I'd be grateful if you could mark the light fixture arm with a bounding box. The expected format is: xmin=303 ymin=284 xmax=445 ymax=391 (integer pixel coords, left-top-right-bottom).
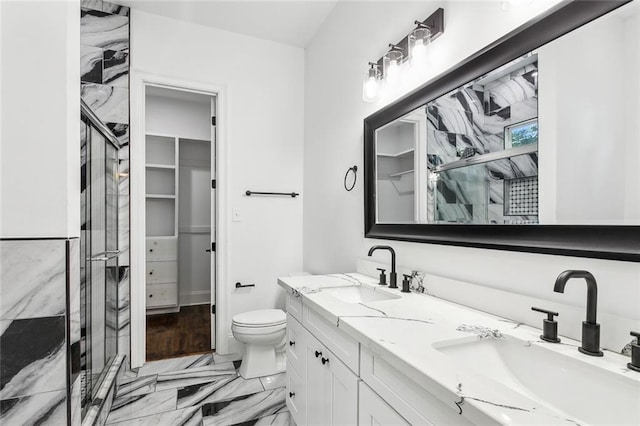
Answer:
xmin=414 ymin=21 xmax=432 ymax=30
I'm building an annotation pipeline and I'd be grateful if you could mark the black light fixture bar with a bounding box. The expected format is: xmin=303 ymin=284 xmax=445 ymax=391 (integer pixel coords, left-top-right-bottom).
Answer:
xmin=375 ymin=8 xmax=444 ymax=76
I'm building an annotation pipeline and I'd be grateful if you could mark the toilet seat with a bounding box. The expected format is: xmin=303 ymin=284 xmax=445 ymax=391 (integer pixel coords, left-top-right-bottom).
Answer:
xmin=232 ymin=323 xmax=285 ymax=335
xmin=232 ymin=309 xmax=286 ymax=328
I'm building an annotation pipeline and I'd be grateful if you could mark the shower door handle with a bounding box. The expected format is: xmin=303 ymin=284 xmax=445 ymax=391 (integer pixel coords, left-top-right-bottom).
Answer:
xmin=87 ymin=251 xmax=120 ymax=261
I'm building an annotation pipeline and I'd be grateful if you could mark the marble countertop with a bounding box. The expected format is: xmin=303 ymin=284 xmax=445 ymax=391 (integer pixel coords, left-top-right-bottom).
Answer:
xmin=278 ymin=273 xmax=640 ymax=425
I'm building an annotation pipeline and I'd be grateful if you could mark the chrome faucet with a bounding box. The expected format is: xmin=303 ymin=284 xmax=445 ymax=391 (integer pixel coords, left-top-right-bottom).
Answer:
xmin=368 ymin=245 xmax=397 ymax=288
xmin=554 ymin=270 xmax=603 ymax=356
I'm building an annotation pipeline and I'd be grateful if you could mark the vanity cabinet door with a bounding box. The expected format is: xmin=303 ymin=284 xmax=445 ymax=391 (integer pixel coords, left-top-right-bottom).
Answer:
xmin=323 ymin=343 xmax=358 ymax=426
xmin=305 ymin=333 xmax=358 ymax=426
xmin=359 ymin=381 xmax=409 ymax=426
xmin=305 ymin=336 xmax=327 ymax=426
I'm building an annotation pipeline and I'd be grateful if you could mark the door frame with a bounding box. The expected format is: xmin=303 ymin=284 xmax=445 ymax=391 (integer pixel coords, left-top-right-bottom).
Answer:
xmin=130 ymin=71 xmax=228 ymax=368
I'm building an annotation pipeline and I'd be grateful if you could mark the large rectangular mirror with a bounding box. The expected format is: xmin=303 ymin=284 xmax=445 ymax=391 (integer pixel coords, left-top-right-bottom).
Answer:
xmin=364 ymin=0 xmax=639 ymax=261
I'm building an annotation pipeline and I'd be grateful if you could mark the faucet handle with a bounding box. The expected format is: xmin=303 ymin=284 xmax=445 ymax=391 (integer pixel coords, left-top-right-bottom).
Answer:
xmin=531 ymin=306 xmax=559 ymax=321
xmin=376 ymin=268 xmax=387 ymax=286
xmin=628 ymin=331 xmax=640 ymax=372
xmin=531 ymin=307 xmax=560 ymax=343
xmin=401 ymin=274 xmax=412 ymax=293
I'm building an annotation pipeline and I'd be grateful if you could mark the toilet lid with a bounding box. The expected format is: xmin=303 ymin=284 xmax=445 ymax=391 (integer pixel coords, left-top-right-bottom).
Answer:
xmin=232 ymin=309 xmax=286 ymax=327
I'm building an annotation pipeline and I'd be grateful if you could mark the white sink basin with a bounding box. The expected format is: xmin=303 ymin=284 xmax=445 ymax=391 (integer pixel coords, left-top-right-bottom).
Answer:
xmin=321 ymin=286 xmax=401 ymax=303
xmin=434 ymin=336 xmax=640 ymax=425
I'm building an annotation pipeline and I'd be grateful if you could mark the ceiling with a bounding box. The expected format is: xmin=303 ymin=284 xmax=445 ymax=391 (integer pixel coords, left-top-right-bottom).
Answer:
xmin=117 ymin=0 xmax=339 ymax=48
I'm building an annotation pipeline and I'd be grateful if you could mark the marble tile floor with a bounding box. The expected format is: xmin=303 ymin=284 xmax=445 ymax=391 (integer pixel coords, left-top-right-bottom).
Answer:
xmin=106 ymin=352 xmax=291 ymax=426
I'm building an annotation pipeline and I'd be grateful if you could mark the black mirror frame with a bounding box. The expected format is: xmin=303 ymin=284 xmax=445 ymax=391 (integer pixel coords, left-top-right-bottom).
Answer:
xmin=364 ymin=0 xmax=639 ymax=262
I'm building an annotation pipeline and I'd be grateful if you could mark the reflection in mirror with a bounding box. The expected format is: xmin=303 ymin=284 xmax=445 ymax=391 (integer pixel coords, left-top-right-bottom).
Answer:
xmin=376 ymin=53 xmax=539 ymax=224
xmin=375 ymin=110 xmax=426 ymax=222
xmin=426 ymin=54 xmax=538 ymax=224
xmin=374 ymin=0 xmax=639 ymax=226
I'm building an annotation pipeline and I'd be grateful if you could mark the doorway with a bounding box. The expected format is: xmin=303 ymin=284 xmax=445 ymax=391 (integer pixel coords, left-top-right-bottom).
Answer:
xmin=142 ymin=85 xmax=216 ymax=361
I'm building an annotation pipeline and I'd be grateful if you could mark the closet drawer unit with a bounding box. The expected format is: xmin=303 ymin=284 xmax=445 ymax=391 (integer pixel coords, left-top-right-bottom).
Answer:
xmin=146 ymin=238 xmax=177 ymax=261
xmin=286 ymin=314 xmax=306 ymax=374
xmin=146 ymin=283 xmax=178 ymax=308
xmin=302 ymin=305 xmax=359 ymax=374
xmin=146 ymin=261 xmax=178 ymax=283
xmin=286 ymin=293 xmax=303 ymax=322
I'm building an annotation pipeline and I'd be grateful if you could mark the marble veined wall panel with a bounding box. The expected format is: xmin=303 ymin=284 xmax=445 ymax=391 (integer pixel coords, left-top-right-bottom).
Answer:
xmin=0 ymin=238 xmax=81 ymax=424
xmin=0 ymin=240 xmax=66 ymax=320
xmin=81 ymin=0 xmax=131 ymax=370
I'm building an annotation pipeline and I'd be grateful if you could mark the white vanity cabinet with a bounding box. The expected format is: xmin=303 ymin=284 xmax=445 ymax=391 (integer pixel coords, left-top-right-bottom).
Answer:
xmin=359 ymin=381 xmax=410 ymax=426
xmin=285 ymin=291 xmax=473 ymax=426
xmin=286 ymin=307 xmax=358 ymax=426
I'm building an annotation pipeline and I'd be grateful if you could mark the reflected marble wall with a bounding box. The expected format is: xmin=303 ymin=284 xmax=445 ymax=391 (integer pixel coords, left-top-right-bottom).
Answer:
xmin=427 ymin=59 xmax=539 ymax=224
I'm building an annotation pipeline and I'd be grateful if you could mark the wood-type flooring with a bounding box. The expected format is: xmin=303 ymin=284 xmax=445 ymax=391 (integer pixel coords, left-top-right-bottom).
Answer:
xmin=146 ymin=304 xmax=211 ymax=361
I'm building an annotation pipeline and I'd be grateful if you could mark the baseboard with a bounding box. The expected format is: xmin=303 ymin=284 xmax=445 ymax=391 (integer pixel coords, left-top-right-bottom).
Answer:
xmin=146 ymin=306 xmax=180 ymax=315
xmin=179 ymin=290 xmax=210 ymax=306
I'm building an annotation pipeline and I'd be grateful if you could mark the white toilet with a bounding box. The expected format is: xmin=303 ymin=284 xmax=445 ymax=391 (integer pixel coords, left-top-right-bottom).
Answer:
xmin=231 ymin=309 xmax=286 ymax=379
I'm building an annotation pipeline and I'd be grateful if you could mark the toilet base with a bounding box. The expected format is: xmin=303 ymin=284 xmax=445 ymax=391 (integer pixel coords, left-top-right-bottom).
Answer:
xmin=238 ymin=344 xmax=286 ymax=379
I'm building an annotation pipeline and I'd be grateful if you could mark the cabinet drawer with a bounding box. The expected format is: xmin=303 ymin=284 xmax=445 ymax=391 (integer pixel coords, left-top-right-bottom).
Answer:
xmin=146 ymin=283 xmax=178 ymax=308
xmin=286 ymin=362 xmax=306 ymax=426
xmin=146 ymin=237 xmax=177 ymax=261
xmin=361 ymin=347 xmax=472 ymax=425
xmin=286 ymin=314 xmax=305 ymax=375
xmin=302 ymin=305 xmax=359 ymax=374
xmin=286 ymin=292 xmax=303 ymax=322
xmin=146 ymin=261 xmax=177 ymax=283
xmin=359 ymin=381 xmax=410 ymax=426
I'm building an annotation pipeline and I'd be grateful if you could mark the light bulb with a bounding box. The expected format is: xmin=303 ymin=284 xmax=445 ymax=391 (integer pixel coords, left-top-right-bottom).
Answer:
xmin=365 ymin=76 xmax=378 ymax=99
xmin=387 ymin=60 xmax=399 ymax=82
xmin=411 ymin=39 xmax=427 ymax=65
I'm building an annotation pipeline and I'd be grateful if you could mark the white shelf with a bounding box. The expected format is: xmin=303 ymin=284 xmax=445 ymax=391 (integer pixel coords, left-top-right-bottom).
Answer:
xmin=146 ymin=163 xmax=176 ymax=169
xmin=146 ymin=194 xmax=176 ymax=199
xmin=378 ymin=148 xmax=415 ymax=158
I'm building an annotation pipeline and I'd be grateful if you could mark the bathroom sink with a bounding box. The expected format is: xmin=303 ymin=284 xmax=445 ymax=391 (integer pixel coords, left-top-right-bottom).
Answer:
xmin=321 ymin=286 xmax=401 ymax=303
xmin=433 ymin=336 xmax=640 ymax=425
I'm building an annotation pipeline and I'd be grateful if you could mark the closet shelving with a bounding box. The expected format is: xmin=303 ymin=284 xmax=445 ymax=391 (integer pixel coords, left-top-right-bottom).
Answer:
xmin=145 ymin=133 xmax=180 ymax=311
xmin=145 ymin=131 xmax=212 ymax=313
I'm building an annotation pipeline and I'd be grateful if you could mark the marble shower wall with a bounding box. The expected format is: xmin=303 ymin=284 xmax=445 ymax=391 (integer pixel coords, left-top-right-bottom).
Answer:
xmin=0 ymin=239 xmax=81 ymax=425
xmin=80 ymin=0 xmax=131 ymax=365
xmin=427 ymin=60 xmax=539 ymax=224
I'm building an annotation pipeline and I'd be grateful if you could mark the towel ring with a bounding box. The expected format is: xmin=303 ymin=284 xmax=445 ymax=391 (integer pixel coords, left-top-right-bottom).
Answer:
xmin=344 ymin=165 xmax=358 ymax=192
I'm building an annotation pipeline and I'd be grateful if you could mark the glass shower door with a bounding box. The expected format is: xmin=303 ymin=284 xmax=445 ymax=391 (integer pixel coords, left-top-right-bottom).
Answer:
xmin=80 ymin=106 xmax=120 ymax=418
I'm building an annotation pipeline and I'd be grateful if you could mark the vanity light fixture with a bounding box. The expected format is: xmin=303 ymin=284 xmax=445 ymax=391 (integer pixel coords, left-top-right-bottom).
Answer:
xmin=362 ymin=8 xmax=444 ymax=102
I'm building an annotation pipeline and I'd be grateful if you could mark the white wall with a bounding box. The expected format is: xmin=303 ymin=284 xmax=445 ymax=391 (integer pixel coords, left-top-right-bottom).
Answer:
xmin=303 ymin=0 xmax=639 ymax=339
xmin=0 ymin=1 xmax=80 ymax=238
xmin=146 ymin=93 xmax=211 ymax=141
xmin=131 ymin=11 xmax=304 ymax=352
